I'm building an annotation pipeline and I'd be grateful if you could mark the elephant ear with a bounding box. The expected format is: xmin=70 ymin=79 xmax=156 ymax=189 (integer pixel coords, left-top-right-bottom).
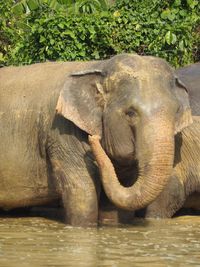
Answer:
xmin=174 ymin=76 xmax=193 ymax=134
xmin=56 ymin=70 xmax=105 ymax=136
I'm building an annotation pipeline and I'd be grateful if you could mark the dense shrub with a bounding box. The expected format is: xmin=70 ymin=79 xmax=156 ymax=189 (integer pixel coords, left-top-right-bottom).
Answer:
xmin=8 ymin=12 xmax=115 ymax=64
xmin=110 ymin=0 xmax=200 ymax=66
xmin=2 ymin=0 xmax=200 ymax=67
xmin=0 ymin=0 xmax=18 ymax=65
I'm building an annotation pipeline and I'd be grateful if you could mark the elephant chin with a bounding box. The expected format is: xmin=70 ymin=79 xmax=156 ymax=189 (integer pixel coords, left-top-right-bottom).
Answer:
xmin=89 ymin=114 xmax=175 ymax=211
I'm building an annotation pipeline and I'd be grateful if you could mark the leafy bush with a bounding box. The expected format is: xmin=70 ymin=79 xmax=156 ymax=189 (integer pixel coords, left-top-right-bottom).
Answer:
xmin=12 ymin=0 xmax=109 ymax=15
xmin=110 ymin=0 xmax=200 ymax=66
xmin=8 ymin=12 xmax=115 ymax=64
xmin=0 ymin=0 xmax=18 ymax=65
xmin=3 ymin=0 xmax=200 ymax=67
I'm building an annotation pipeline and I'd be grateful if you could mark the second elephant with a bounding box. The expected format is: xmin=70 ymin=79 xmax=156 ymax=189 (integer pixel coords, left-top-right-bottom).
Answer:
xmin=175 ymin=62 xmax=200 ymax=116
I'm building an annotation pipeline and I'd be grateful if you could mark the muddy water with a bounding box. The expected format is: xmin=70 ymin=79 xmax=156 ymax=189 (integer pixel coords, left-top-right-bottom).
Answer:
xmin=0 ymin=214 xmax=199 ymax=267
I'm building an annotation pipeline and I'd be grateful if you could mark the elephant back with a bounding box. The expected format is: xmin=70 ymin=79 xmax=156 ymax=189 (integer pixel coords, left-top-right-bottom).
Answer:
xmin=176 ymin=63 xmax=200 ymax=116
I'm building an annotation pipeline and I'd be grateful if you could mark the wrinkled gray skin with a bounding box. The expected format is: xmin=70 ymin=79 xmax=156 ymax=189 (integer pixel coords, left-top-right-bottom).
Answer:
xmin=142 ymin=117 xmax=200 ymax=218
xmin=0 ymin=54 xmax=192 ymax=226
xmin=88 ymin=55 xmax=194 ymax=223
xmin=97 ymin=114 xmax=200 ymax=223
xmin=143 ymin=62 xmax=200 ymax=218
xmin=91 ymin=62 xmax=200 ymax=223
xmin=175 ymin=62 xmax=200 ymax=116
xmin=0 ymin=61 xmax=101 ymax=227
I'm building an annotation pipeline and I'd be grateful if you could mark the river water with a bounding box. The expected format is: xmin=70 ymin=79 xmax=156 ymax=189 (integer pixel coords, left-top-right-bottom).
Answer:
xmin=0 ymin=211 xmax=199 ymax=267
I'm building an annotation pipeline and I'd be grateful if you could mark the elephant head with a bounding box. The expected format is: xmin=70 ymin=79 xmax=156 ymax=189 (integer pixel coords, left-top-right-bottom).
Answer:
xmin=56 ymin=54 xmax=192 ymax=210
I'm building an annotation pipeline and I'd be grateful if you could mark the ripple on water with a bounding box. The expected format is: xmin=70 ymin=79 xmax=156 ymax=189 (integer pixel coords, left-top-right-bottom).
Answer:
xmin=0 ymin=216 xmax=199 ymax=267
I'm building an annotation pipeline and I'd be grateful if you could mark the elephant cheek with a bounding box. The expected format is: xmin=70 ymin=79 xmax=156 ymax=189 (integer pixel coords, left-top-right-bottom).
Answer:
xmin=102 ymin=130 xmax=135 ymax=166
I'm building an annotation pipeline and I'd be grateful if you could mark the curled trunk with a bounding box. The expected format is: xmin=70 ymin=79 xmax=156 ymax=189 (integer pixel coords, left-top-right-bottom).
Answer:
xmin=89 ymin=116 xmax=174 ymax=210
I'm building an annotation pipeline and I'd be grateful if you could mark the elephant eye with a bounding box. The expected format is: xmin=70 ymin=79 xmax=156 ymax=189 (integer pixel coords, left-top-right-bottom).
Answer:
xmin=125 ymin=107 xmax=137 ymax=118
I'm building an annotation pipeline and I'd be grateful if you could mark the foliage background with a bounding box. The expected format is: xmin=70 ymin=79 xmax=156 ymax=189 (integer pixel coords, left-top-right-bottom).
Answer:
xmin=0 ymin=0 xmax=199 ymax=67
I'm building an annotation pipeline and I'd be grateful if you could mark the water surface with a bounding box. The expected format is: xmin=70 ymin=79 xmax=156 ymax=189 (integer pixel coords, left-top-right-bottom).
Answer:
xmin=0 ymin=213 xmax=199 ymax=267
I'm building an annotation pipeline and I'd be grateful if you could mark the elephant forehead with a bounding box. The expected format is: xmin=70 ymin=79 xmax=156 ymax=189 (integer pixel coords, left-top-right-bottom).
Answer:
xmin=107 ymin=60 xmax=172 ymax=84
xmin=105 ymin=73 xmax=178 ymax=115
xmin=106 ymin=70 xmax=171 ymax=95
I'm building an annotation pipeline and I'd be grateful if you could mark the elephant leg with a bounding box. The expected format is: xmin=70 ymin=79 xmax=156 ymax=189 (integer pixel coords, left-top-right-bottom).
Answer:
xmin=99 ymin=189 xmax=135 ymax=225
xmin=144 ymin=175 xmax=186 ymax=218
xmin=50 ymin=159 xmax=100 ymax=226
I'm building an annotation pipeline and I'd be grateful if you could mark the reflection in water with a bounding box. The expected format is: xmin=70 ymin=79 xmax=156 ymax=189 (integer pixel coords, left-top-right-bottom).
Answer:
xmin=0 ymin=215 xmax=199 ymax=267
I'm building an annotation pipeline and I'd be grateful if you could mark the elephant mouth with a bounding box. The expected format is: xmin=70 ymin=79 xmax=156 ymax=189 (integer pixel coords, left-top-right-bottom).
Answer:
xmin=114 ymin=160 xmax=139 ymax=185
xmin=109 ymin=152 xmax=136 ymax=167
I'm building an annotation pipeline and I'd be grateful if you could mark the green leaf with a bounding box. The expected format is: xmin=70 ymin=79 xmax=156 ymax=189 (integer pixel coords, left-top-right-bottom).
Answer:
xmin=58 ymin=23 xmax=65 ymax=29
xmin=12 ymin=1 xmax=27 ymax=15
xmin=187 ymin=0 xmax=198 ymax=9
xmin=64 ymin=30 xmax=76 ymax=39
xmin=173 ymin=0 xmax=181 ymax=6
xmin=179 ymin=40 xmax=184 ymax=51
xmin=135 ymin=24 xmax=141 ymax=31
xmin=179 ymin=10 xmax=187 ymax=17
xmin=49 ymin=0 xmax=65 ymax=11
xmin=38 ymin=27 xmax=44 ymax=33
xmin=92 ymin=50 xmax=100 ymax=59
xmin=40 ymin=36 xmax=46 ymax=43
xmin=161 ymin=9 xmax=170 ymax=19
xmin=165 ymin=31 xmax=177 ymax=45
xmin=171 ymin=33 xmax=177 ymax=44
xmin=165 ymin=31 xmax=171 ymax=45
xmin=26 ymin=0 xmax=40 ymax=10
xmin=50 ymin=39 xmax=55 ymax=45
xmin=167 ymin=12 xmax=175 ymax=21
xmin=76 ymin=43 xmax=83 ymax=49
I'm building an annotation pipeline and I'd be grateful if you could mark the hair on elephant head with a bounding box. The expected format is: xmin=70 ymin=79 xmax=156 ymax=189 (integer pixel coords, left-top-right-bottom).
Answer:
xmin=56 ymin=53 xmax=193 ymax=211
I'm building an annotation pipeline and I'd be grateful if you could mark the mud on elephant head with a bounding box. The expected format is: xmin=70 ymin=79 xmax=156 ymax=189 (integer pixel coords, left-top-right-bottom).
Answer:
xmin=56 ymin=54 xmax=193 ymax=211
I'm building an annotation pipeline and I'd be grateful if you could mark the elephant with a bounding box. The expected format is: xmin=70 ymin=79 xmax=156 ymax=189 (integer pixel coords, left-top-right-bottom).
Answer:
xmin=89 ymin=61 xmax=200 ymax=221
xmin=140 ymin=62 xmax=200 ymax=218
xmin=0 ymin=54 xmax=192 ymax=226
xmin=175 ymin=62 xmax=200 ymax=116
xmin=144 ymin=62 xmax=200 ymax=218
xmin=0 ymin=60 xmax=102 ymax=227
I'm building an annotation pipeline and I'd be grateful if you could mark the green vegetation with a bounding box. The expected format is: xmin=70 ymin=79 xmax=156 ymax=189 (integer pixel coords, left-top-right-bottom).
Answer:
xmin=0 ymin=0 xmax=199 ymax=67
xmin=0 ymin=0 xmax=17 ymax=65
xmin=110 ymin=0 xmax=200 ymax=66
xmin=12 ymin=0 xmax=109 ymax=15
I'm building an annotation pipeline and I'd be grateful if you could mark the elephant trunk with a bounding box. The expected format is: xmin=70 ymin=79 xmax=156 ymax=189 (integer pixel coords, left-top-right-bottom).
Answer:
xmin=89 ymin=114 xmax=174 ymax=211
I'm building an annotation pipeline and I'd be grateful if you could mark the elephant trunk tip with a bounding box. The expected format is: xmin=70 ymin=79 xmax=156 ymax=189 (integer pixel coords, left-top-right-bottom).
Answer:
xmin=89 ymin=135 xmax=106 ymax=168
xmin=89 ymin=135 xmax=101 ymax=143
